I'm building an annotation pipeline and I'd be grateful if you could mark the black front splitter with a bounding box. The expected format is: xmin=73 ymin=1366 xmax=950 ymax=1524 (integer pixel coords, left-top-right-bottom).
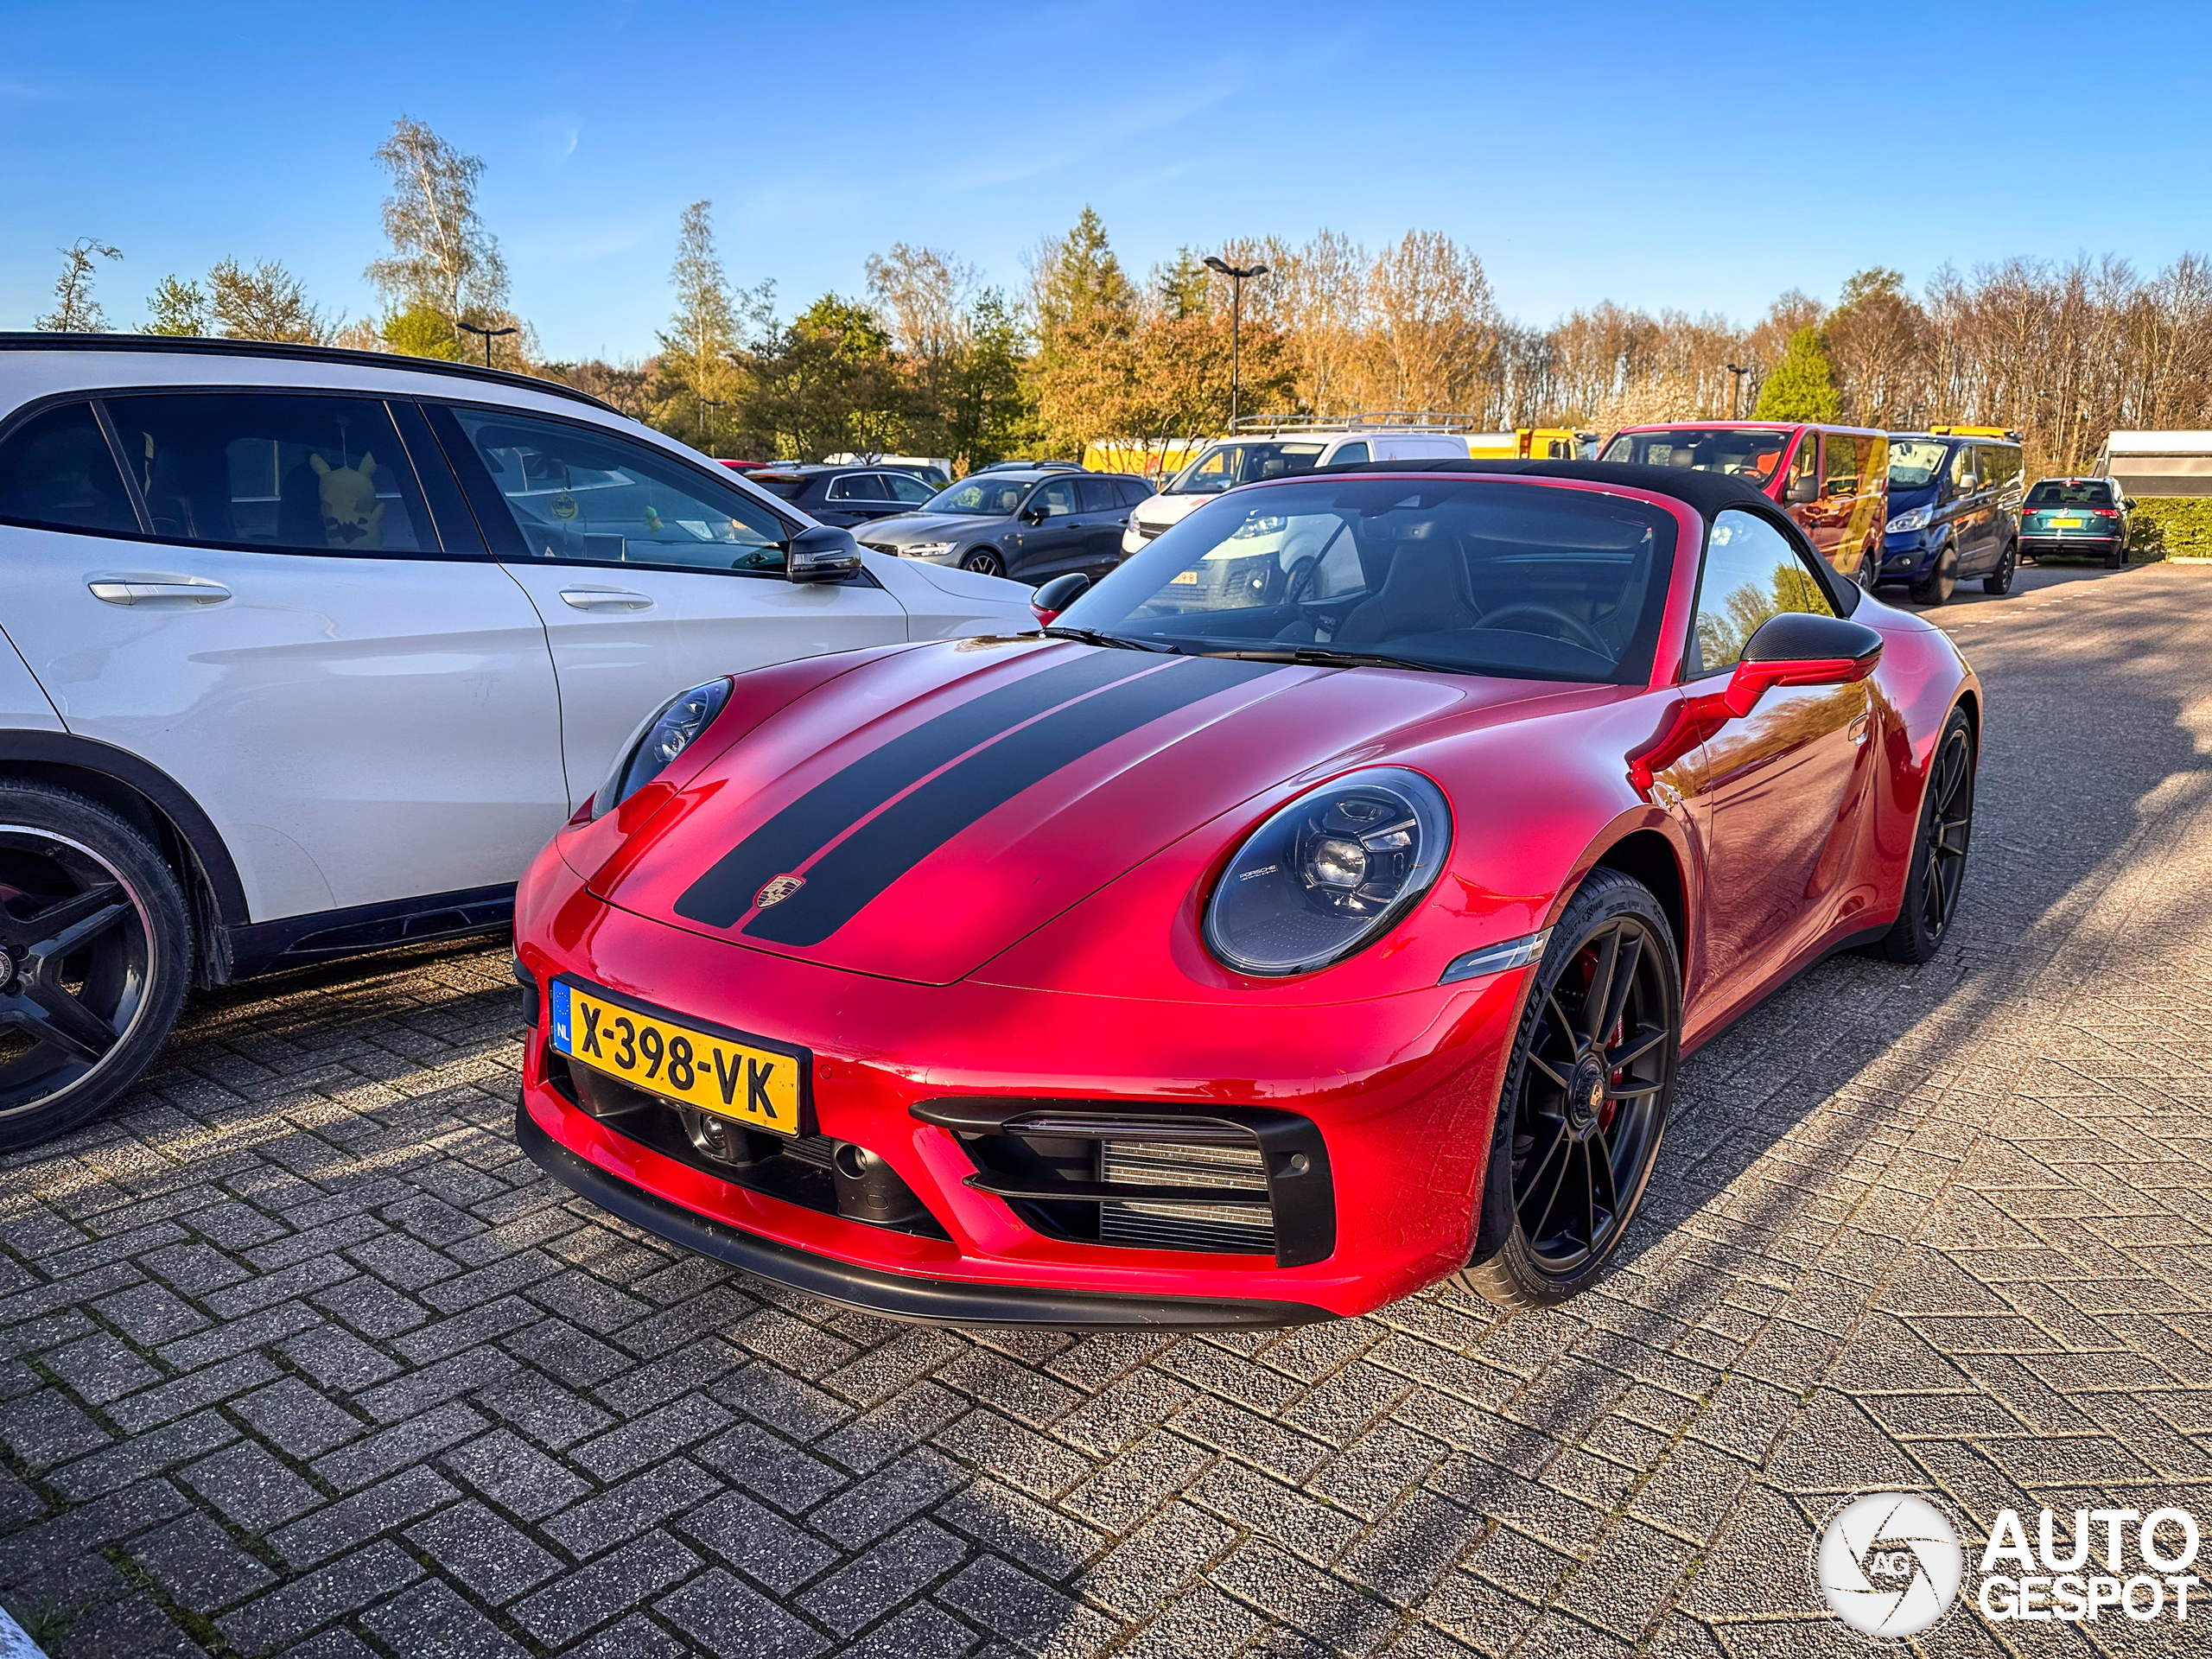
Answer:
xmin=518 ymin=1106 xmax=1332 ymax=1330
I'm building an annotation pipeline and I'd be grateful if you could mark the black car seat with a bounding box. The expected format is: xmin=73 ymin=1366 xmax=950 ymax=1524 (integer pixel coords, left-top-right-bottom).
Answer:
xmin=143 ymin=442 xmax=232 ymax=543
xmin=278 ymin=461 xmax=327 ymax=548
xmin=1335 ymin=537 xmax=1481 ymax=645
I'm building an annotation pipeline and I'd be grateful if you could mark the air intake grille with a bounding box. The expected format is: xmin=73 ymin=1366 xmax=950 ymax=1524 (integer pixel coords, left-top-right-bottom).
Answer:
xmin=1099 ymin=1141 xmax=1274 ymax=1254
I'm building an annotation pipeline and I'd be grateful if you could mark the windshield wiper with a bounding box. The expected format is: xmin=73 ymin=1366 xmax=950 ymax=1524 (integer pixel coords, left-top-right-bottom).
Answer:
xmin=1196 ymin=645 xmax=1438 ymax=673
xmin=1042 ymin=626 xmax=1179 ymax=652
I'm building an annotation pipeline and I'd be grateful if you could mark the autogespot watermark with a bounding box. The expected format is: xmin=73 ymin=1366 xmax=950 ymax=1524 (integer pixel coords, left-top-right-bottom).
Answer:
xmin=1810 ymin=1491 xmax=2204 ymax=1640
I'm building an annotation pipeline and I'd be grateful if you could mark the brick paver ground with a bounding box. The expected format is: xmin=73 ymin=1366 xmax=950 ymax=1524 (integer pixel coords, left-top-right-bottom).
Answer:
xmin=1 ymin=561 xmax=2206 ymax=1658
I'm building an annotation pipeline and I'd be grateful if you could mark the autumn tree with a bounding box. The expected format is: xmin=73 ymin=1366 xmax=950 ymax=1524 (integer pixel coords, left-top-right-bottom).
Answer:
xmin=740 ymin=296 xmax=903 ymax=461
xmin=1028 ymin=207 xmax=1139 ymax=456
xmin=35 ymin=239 xmax=121 ymax=331
xmin=142 ymin=274 xmax=207 ymax=337
xmin=366 ymin=116 xmax=516 ymax=359
xmin=653 ymin=200 xmax=760 ymax=452
xmin=207 ymin=258 xmax=332 ymax=344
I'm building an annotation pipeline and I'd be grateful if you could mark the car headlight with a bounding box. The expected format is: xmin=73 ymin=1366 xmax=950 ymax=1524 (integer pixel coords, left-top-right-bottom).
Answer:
xmin=1204 ymin=767 xmax=1452 ymax=976
xmin=903 ymin=541 xmax=955 ymax=558
xmin=593 ymin=679 xmax=732 ymax=820
xmin=1885 ymin=505 xmax=1931 ymax=534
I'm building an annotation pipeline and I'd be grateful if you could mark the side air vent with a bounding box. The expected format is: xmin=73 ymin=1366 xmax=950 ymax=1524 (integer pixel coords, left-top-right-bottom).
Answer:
xmin=1098 ymin=1140 xmax=1274 ymax=1255
xmin=912 ymin=1099 xmax=1334 ymax=1268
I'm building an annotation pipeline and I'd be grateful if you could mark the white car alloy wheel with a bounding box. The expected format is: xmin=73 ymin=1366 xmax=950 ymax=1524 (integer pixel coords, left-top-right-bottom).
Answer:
xmin=0 ymin=784 xmax=192 ymax=1147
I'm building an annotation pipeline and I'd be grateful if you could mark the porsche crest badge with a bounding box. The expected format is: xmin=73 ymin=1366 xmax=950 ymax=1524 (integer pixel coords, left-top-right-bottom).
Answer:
xmin=754 ymin=874 xmax=805 ymax=910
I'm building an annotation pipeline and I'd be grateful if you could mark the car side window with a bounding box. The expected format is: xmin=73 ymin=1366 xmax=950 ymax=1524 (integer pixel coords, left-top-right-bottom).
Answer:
xmin=1034 ymin=479 xmax=1077 ymax=518
xmin=1075 ymin=477 xmax=1118 ymax=513
xmin=884 ymin=473 xmax=934 ymax=505
xmin=1690 ymin=510 xmax=1836 ymax=677
xmin=1980 ymin=446 xmax=2020 ymax=494
xmin=1785 ymin=434 xmax=1817 ymax=502
xmin=102 ymin=393 xmax=436 ymax=556
xmin=449 ymin=407 xmax=789 ymax=573
xmin=1822 ymin=434 xmax=1864 ymax=498
xmin=0 ymin=403 xmax=139 ymax=536
xmin=1333 ymin=442 xmax=1370 ymax=465
xmin=826 ymin=473 xmax=892 ymax=502
xmin=1115 ymin=478 xmax=1151 ymax=507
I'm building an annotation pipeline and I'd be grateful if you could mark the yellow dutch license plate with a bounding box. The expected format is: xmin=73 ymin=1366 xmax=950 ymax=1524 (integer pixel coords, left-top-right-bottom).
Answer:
xmin=550 ymin=981 xmax=808 ymax=1135
xmin=2051 ymin=517 xmax=2083 ymax=527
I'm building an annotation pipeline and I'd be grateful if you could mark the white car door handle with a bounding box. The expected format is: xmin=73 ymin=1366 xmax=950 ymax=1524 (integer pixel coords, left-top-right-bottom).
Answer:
xmin=87 ymin=576 xmax=232 ymax=606
xmin=559 ymin=588 xmax=655 ymax=611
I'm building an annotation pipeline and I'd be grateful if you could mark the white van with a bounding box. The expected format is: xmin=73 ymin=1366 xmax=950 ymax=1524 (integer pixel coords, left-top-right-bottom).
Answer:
xmin=1122 ymin=416 xmax=1476 ymax=554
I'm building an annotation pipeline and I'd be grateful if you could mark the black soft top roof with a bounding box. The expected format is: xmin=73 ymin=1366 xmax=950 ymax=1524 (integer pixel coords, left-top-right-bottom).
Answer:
xmin=1313 ymin=456 xmax=1784 ymax=520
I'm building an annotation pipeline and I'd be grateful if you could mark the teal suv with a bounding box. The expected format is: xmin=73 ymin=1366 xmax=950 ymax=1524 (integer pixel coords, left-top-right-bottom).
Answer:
xmin=2019 ymin=477 xmax=2133 ymax=568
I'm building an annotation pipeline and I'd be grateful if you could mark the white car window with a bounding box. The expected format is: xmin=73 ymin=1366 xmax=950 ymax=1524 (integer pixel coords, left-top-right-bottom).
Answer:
xmin=103 ymin=393 xmax=437 ymax=556
xmin=451 ymin=408 xmax=789 ymax=574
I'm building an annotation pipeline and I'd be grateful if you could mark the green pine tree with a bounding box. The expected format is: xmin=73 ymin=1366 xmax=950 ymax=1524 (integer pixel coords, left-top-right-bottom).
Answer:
xmin=1754 ymin=326 xmax=1841 ymax=422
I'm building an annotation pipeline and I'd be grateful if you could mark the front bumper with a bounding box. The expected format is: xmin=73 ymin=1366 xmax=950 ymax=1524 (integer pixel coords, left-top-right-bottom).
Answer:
xmin=520 ymin=1107 xmax=1325 ymax=1327
xmin=1881 ymin=531 xmax=1935 ymax=580
xmin=512 ymin=845 xmax=1522 ymax=1324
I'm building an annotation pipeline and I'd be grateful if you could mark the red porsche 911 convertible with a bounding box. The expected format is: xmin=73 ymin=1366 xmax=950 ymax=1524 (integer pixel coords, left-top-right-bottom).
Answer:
xmin=512 ymin=460 xmax=1979 ymax=1326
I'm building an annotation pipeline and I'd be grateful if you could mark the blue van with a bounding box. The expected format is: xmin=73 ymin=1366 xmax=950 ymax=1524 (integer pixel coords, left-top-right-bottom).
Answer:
xmin=1878 ymin=430 xmax=2024 ymax=603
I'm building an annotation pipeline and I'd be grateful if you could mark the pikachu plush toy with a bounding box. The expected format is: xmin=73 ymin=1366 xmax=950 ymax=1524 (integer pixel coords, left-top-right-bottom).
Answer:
xmin=310 ymin=451 xmax=387 ymax=549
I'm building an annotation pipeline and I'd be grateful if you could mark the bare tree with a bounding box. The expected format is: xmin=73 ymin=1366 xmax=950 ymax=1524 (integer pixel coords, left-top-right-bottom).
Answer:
xmin=365 ymin=116 xmax=509 ymax=343
xmin=35 ymin=238 xmax=122 ymax=332
xmin=866 ymin=244 xmax=976 ymax=362
xmin=1363 ymin=231 xmax=1499 ymax=415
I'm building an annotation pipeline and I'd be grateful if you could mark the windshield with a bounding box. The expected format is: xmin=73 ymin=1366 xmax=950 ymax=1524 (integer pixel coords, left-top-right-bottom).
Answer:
xmin=1602 ymin=428 xmax=1789 ymax=482
xmin=924 ymin=475 xmax=1032 ymax=516
xmin=1166 ymin=442 xmax=1330 ymax=496
xmin=1055 ymin=478 xmax=1677 ymax=685
xmin=1886 ymin=442 xmax=1952 ymax=490
xmin=2026 ymin=479 xmax=2115 ymax=506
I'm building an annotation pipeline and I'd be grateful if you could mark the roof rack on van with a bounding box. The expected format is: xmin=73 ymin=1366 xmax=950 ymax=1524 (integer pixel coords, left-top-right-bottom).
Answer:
xmin=0 ymin=332 xmax=620 ymax=415
xmin=1230 ymin=410 xmax=1484 ymax=435
xmin=1928 ymin=425 xmax=2022 ymax=442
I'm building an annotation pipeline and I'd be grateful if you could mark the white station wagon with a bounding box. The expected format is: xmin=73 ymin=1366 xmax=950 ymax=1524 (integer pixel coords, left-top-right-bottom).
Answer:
xmin=0 ymin=336 xmax=1037 ymax=1145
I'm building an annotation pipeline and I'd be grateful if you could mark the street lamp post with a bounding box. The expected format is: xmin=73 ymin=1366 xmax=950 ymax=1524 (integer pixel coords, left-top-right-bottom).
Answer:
xmin=459 ymin=322 xmax=519 ymax=368
xmin=1203 ymin=255 xmax=1270 ymax=429
xmin=1725 ymin=362 xmax=1753 ymax=420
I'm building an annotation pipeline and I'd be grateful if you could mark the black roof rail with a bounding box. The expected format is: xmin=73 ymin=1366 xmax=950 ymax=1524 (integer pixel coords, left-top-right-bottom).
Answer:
xmin=0 ymin=332 xmax=620 ymax=415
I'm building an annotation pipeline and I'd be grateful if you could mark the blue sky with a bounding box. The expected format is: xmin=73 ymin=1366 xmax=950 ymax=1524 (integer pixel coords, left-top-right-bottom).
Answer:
xmin=5 ymin=0 xmax=2208 ymax=361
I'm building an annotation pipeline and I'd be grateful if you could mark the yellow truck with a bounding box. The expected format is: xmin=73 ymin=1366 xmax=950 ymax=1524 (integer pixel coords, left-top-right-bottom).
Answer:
xmin=1465 ymin=428 xmax=1601 ymax=461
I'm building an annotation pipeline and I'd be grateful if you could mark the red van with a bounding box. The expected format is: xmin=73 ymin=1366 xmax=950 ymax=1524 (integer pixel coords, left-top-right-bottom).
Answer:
xmin=1599 ymin=423 xmax=1890 ymax=589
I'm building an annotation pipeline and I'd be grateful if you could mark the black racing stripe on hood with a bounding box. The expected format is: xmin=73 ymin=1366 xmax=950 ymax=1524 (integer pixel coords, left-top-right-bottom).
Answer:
xmin=742 ymin=656 xmax=1283 ymax=948
xmin=673 ymin=649 xmax=1148 ymax=929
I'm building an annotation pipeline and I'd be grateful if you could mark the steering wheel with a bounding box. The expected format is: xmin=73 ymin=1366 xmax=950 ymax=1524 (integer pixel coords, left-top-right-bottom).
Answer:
xmin=1478 ymin=602 xmax=1607 ymax=655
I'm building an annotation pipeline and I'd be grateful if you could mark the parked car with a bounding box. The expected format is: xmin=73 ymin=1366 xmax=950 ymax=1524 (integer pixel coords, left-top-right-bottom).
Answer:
xmin=1599 ymin=423 xmax=1890 ymax=591
xmin=1124 ymin=419 xmax=1472 ymax=555
xmin=747 ymin=464 xmax=938 ymax=526
xmin=0 ymin=335 xmax=1041 ymax=1146
xmin=1876 ymin=432 xmax=2026 ymax=601
xmin=821 ymin=454 xmax=952 ymax=488
xmin=858 ymin=468 xmax=1153 ymax=583
xmin=512 ymin=457 xmax=1980 ymax=1325
xmin=2018 ymin=475 xmax=2132 ymax=569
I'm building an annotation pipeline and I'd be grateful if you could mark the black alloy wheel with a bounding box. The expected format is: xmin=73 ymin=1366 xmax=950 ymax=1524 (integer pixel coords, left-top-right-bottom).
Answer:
xmin=1875 ymin=708 xmax=1976 ymax=963
xmin=1856 ymin=547 xmax=1880 ymax=594
xmin=1460 ymin=869 xmax=1680 ymax=1309
xmin=1910 ymin=544 xmax=1956 ymax=606
xmin=0 ymin=782 xmax=191 ymax=1148
xmin=1984 ymin=540 xmax=2018 ymax=595
xmin=2105 ymin=542 xmax=2126 ymax=570
xmin=963 ymin=549 xmax=1006 ymax=578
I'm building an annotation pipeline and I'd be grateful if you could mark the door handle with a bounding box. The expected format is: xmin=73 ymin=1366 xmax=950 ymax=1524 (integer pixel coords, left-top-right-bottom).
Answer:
xmin=87 ymin=576 xmax=231 ymax=606
xmin=559 ymin=588 xmax=654 ymax=611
